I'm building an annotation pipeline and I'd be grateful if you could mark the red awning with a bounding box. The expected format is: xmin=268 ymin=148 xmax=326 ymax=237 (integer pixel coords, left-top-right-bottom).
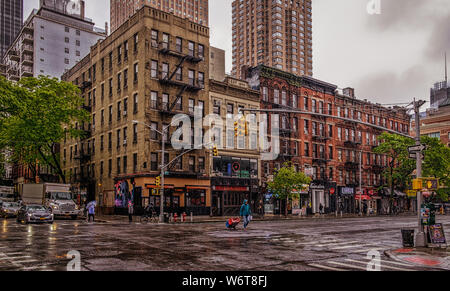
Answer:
xmin=212 ymin=186 xmax=250 ymax=192
xmin=186 ymin=186 xmax=209 ymax=190
xmin=355 ymin=195 xmax=372 ymax=200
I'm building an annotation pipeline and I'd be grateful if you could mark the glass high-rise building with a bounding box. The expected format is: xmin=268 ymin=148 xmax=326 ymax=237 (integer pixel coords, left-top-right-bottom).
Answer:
xmin=231 ymin=0 xmax=313 ymax=79
xmin=110 ymin=0 xmax=209 ymax=33
xmin=0 ymin=0 xmax=23 ymax=58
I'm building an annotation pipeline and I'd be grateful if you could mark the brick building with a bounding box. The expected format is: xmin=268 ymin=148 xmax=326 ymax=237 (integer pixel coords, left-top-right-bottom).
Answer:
xmin=209 ymin=76 xmax=261 ymax=216
xmin=61 ymin=6 xmax=211 ymax=215
xmin=412 ymin=102 xmax=450 ymax=147
xmin=245 ymin=65 xmax=411 ymax=215
xmin=110 ymin=0 xmax=209 ymax=33
xmin=231 ymin=0 xmax=313 ymax=79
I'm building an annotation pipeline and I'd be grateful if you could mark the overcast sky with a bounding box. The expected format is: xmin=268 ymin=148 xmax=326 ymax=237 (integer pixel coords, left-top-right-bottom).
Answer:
xmin=24 ymin=0 xmax=450 ymax=107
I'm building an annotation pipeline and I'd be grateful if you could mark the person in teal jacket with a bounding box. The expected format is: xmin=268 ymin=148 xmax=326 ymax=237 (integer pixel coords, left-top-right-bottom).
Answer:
xmin=240 ymin=199 xmax=252 ymax=229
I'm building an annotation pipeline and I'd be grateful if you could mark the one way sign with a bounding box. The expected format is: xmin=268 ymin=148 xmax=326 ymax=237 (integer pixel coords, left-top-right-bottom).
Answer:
xmin=408 ymin=144 xmax=426 ymax=153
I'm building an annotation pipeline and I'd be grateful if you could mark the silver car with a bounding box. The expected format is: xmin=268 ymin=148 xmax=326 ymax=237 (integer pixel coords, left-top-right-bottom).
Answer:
xmin=1 ymin=202 xmax=20 ymax=218
xmin=17 ymin=205 xmax=54 ymax=224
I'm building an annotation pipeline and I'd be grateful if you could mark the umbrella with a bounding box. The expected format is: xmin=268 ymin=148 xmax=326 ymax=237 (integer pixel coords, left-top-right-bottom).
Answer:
xmin=86 ymin=201 xmax=97 ymax=208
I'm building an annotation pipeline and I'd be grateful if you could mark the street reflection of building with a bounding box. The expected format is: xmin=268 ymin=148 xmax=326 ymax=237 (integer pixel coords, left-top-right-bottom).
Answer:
xmin=244 ymin=65 xmax=411 ymax=216
xmin=61 ymin=6 xmax=211 ymax=215
xmin=209 ymin=77 xmax=261 ymax=216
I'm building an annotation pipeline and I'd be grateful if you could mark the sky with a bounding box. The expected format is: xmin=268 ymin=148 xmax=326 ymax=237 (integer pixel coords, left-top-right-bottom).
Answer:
xmin=24 ymin=0 xmax=450 ymax=107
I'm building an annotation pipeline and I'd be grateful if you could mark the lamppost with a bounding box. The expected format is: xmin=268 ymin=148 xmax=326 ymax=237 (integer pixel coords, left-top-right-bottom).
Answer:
xmin=359 ymin=150 xmax=362 ymax=216
xmin=133 ymin=120 xmax=170 ymax=223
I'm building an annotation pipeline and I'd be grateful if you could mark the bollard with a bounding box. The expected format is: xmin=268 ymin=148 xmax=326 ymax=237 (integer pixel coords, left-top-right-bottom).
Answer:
xmin=190 ymin=212 xmax=193 ymax=223
xmin=169 ymin=213 xmax=173 ymax=223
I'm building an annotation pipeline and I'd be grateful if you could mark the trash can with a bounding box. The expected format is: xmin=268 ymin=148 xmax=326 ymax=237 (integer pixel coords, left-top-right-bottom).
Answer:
xmin=401 ymin=229 xmax=415 ymax=247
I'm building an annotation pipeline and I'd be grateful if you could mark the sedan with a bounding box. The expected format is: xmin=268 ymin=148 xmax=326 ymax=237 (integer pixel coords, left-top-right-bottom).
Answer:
xmin=1 ymin=202 xmax=20 ymax=218
xmin=17 ymin=205 xmax=54 ymax=224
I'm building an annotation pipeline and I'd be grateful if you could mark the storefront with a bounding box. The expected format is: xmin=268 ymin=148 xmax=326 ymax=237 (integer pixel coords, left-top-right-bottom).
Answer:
xmin=339 ymin=186 xmax=356 ymax=213
xmin=310 ymin=182 xmax=327 ymax=214
xmin=211 ymin=156 xmax=259 ymax=216
xmin=112 ymin=175 xmax=211 ymax=216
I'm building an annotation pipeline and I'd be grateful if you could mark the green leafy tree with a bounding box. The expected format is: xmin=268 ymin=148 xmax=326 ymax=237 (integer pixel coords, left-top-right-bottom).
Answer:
xmin=0 ymin=76 xmax=89 ymax=183
xmin=268 ymin=163 xmax=311 ymax=216
xmin=421 ymin=136 xmax=450 ymax=201
xmin=373 ymin=132 xmax=415 ymax=213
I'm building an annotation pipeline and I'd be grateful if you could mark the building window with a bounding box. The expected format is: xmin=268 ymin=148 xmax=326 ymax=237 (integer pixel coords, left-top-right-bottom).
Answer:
xmin=151 ymin=153 xmax=158 ymax=171
xmin=134 ymin=63 xmax=138 ymax=83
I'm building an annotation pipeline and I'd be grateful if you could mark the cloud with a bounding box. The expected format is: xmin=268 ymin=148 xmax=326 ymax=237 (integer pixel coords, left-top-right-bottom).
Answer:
xmin=425 ymin=14 xmax=450 ymax=62
xmin=354 ymin=65 xmax=431 ymax=104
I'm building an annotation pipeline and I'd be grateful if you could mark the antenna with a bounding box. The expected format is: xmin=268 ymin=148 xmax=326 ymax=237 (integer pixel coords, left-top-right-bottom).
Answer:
xmin=445 ymin=52 xmax=448 ymax=87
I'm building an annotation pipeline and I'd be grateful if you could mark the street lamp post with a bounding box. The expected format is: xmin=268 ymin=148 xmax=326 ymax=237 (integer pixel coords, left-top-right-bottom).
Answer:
xmin=133 ymin=120 xmax=169 ymax=223
xmin=359 ymin=150 xmax=362 ymax=216
xmin=414 ymin=100 xmax=426 ymax=247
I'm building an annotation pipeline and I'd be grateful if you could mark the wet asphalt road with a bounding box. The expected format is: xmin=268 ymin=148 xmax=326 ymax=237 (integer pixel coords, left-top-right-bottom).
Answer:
xmin=1 ymin=215 xmax=450 ymax=271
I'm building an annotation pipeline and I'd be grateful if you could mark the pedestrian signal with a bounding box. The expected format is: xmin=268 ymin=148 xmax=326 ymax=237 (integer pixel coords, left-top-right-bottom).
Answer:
xmin=213 ymin=145 xmax=219 ymax=157
xmin=155 ymin=176 xmax=161 ymax=187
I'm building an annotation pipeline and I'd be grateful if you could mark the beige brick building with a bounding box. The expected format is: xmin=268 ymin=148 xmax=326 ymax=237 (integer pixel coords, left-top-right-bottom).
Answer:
xmin=231 ymin=0 xmax=313 ymax=79
xmin=110 ymin=0 xmax=209 ymax=33
xmin=209 ymin=76 xmax=261 ymax=216
xmin=62 ymin=6 xmax=211 ymax=215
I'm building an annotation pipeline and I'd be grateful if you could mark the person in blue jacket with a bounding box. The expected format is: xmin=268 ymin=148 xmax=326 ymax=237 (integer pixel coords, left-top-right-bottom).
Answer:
xmin=240 ymin=199 xmax=252 ymax=230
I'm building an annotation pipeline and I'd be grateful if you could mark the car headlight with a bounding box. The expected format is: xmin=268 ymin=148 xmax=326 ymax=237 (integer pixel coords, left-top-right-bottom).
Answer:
xmin=52 ymin=205 xmax=58 ymax=210
xmin=75 ymin=205 xmax=79 ymax=210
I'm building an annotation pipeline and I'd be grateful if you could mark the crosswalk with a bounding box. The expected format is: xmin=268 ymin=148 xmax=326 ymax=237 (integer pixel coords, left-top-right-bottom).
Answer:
xmin=270 ymin=236 xmax=399 ymax=255
xmin=309 ymin=257 xmax=420 ymax=271
xmin=0 ymin=251 xmax=52 ymax=271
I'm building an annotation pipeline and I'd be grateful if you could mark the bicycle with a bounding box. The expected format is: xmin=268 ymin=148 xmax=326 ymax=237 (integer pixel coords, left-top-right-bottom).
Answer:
xmin=140 ymin=210 xmax=158 ymax=224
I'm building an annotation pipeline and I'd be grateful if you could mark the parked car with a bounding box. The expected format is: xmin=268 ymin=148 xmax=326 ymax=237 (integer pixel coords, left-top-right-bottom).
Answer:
xmin=1 ymin=202 xmax=20 ymax=218
xmin=16 ymin=205 xmax=54 ymax=224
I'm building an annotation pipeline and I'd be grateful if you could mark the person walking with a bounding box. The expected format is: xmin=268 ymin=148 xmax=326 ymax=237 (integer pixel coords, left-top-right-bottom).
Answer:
xmin=128 ymin=200 xmax=134 ymax=223
xmin=87 ymin=202 xmax=95 ymax=222
xmin=319 ymin=203 xmax=324 ymax=215
xmin=240 ymin=199 xmax=252 ymax=230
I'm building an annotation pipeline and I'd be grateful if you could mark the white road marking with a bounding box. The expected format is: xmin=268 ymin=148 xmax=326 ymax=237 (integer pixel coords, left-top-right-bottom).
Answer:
xmin=332 ymin=244 xmax=369 ymax=250
xmin=372 ymin=259 xmax=417 ymax=267
xmin=353 ymin=247 xmax=384 ymax=253
xmin=345 ymin=259 xmax=415 ymax=271
xmin=328 ymin=261 xmax=368 ymax=271
xmin=2 ymin=255 xmax=31 ymax=260
xmin=3 ymin=252 xmax=24 ymax=256
xmin=22 ymin=265 xmax=50 ymax=271
xmin=309 ymin=263 xmax=346 ymax=271
xmin=315 ymin=241 xmax=359 ymax=247
xmin=295 ymin=239 xmax=339 ymax=245
xmin=13 ymin=259 xmax=38 ymax=264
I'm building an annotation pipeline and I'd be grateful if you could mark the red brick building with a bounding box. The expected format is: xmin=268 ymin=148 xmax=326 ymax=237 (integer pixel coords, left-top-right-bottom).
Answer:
xmin=245 ymin=65 xmax=411 ymax=215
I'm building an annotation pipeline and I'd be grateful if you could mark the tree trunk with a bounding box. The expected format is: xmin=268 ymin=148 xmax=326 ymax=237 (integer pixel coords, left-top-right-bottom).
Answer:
xmin=285 ymin=197 xmax=288 ymax=217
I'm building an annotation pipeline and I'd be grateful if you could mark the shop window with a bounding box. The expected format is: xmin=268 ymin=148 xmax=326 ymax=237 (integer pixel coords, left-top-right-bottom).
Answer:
xmin=186 ymin=190 xmax=205 ymax=207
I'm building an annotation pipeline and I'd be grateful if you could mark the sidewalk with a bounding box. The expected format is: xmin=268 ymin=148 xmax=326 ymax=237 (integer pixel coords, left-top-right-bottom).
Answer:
xmin=385 ymin=247 xmax=450 ymax=270
xmin=92 ymin=212 xmax=416 ymax=224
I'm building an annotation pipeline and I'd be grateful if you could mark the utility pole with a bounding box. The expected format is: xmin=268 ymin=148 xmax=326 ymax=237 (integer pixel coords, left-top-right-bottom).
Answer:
xmin=414 ymin=99 xmax=426 ymax=247
xmin=160 ymin=130 xmax=166 ymax=223
xmin=359 ymin=150 xmax=362 ymax=216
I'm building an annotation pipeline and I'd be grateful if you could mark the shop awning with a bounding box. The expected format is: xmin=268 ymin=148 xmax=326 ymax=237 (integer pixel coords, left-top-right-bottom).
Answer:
xmin=355 ymin=195 xmax=372 ymax=200
xmin=212 ymin=186 xmax=249 ymax=192
xmin=186 ymin=186 xmax=209 ymax=190
xmin=146 ymin=185 xmax=174 ymax=189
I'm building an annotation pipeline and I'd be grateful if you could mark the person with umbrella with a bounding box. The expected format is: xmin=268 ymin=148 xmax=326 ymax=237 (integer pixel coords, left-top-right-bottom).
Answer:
xmin=86 ymin=200 xmax=97 ymax=222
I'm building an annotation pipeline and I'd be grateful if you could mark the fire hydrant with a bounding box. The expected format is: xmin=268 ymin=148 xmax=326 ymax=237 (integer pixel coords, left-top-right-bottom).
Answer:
xmin=182 ymin=212 xmax=187 ymax=222
xmin=174 ymin=213 xmax=178 ymax=223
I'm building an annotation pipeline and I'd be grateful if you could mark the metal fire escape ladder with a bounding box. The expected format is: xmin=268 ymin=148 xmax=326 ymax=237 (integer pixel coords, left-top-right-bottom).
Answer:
xmin=168 ymin=85 xmax=188 ymax=112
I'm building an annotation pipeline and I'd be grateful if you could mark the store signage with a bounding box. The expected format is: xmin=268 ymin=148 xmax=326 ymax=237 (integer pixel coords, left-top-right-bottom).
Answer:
xmin=429 ymin=224 xmax=446 ymax=245
xmin=232 ymin=162 xmax=241 ymax=172
xmin=212 ymin=186 xmax=249 ymax=192
xmin=341 ymin=187 xmax=354 ymax=195
xmin=310 ymin=183 xmax=325 ymax=189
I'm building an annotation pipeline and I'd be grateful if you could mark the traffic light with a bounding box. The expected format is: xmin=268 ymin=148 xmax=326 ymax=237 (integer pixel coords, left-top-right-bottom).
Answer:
xmin=155 ymin=176 xmax=161 ymax=187
xmin=234 ymin=121 xmax=239 ymax=137
xmin=244 ymin=120 xmax=249 ymax=136
xmin=213 ymin=145 xmax=219 ymax=157
xmin=412 ymin=178 xmax=422 ymax=190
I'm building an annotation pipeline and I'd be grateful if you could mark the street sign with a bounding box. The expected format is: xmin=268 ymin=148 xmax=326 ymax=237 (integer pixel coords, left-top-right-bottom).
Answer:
xmin=407 ymin=190 xmax=417 ymax=197
xmin=408 ymin=144 xmax=426 ymax=153
xmin=412 ymin=179 xmax=423 ymax=190
xmin=409 ymin=153 xmax=423 ymax=160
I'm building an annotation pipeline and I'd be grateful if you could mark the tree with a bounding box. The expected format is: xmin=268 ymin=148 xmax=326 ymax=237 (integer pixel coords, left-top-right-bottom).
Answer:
xmin=0 ymin=76 xmax=89 ymax=183
xmin=267 ymin=163 xmax=311 ymax=216
xmin=421 ymin=136 xmax=450 ymax=201
xmin=373 ymin=132 xmax=415 ymax=214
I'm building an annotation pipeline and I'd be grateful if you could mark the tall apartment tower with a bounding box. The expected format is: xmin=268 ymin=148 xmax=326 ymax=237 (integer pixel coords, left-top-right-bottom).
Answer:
xmin=0 ymin=0 xmax=23 ymax=58
xmin=110 ymin=0 xmax=209 ymax=33
xmin=231 ymin=0 xmax=313 ymax=79
xmin=1 ymin=0 xmax=106 ymax=81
